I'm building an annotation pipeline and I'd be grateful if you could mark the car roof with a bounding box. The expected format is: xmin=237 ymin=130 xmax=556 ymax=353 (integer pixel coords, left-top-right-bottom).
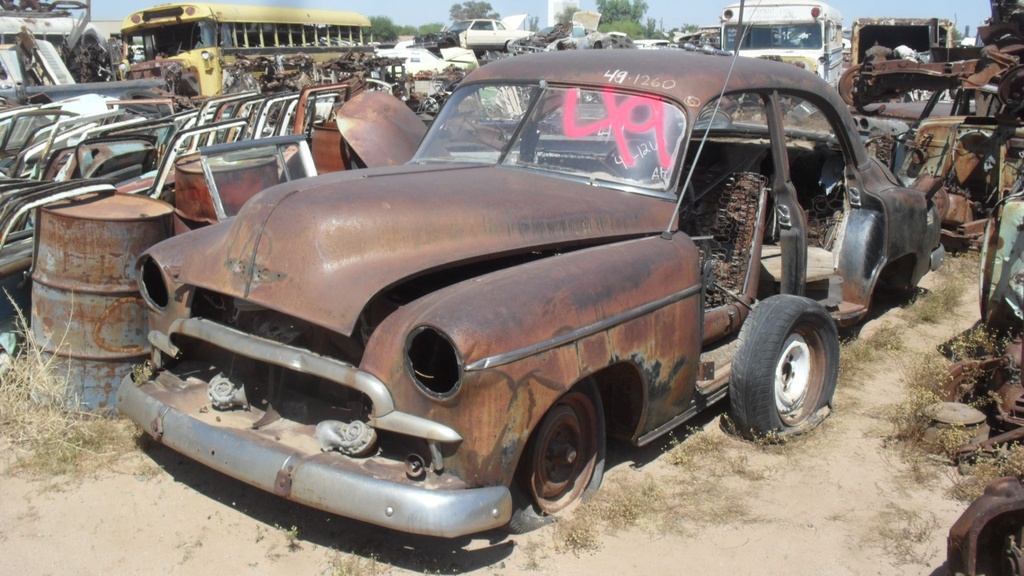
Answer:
xmin=461 ymin=50 xmax=844 ymax=112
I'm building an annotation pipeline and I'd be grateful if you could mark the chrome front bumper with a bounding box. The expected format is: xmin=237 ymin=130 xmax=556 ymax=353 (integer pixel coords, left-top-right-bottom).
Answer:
xmin=117 ymin=376 xmax=512 ymax=538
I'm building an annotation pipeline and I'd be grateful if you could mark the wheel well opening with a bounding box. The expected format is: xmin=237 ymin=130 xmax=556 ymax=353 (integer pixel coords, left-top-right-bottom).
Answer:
xmin=589 ymin=363 xmax=644 ymax=442
xmin=876 ymin=253 xmax=918 ymax=293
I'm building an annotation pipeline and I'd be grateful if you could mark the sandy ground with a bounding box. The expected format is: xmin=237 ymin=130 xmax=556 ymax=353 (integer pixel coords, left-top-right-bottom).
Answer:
xmin=0 ymin=270 xmax=979 ymax=576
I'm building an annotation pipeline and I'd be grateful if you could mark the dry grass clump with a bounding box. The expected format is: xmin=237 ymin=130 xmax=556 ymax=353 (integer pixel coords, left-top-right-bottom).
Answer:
xmin=950 ymin=446 xmax=1024 ymax=502
xmin=0 ymin=324 xmax=136 ymax=476
xmin=839 ymin=324 xmax=905 ymax=387
xmin=326 ymin=552 xmax=386 ymax=576
xmin=873 ymin=505 xmax=940 ymax=565
xmin=591 ymin=475 xmax=665 ymax=529
xmin=552 ymin=475 xmax=665 ymax=554
xmin=886 ymin=350 xmax=952 ymax=448
xmin=903 ymin=252 xmax=978 ymax=326
xmin=552 ymin=505 xmax=601 ymax=555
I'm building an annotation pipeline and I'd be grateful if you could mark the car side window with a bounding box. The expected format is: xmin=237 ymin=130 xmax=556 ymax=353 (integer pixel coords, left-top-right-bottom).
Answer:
xmin=472 ymin=21 xmax=492 ymax=31
xmin=777 ymin=94 xmax=849 ymax=252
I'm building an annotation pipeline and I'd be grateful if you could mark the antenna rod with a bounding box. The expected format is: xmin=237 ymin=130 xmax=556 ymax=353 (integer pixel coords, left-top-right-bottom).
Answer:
xmin=663 ymin=0 xmax=758 ymax=238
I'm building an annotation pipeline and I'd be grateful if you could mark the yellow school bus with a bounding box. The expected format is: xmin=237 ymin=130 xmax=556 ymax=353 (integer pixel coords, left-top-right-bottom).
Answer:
xmin=121 ymin=3 xmax=371 ymax=96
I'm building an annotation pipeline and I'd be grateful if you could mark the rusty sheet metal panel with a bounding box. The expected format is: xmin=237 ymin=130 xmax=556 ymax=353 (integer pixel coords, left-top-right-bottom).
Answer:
xmin=173 ymin=151 xmax=280 ymax=231
xmin=849 ymin=17 xmax=954 ymax=66
xmin=310 ymin=122 xmax=348 ymax=174
xmin=334 ymin=91 xmax=426 ymax=168
xmin=359 ymin=235 xmax=702 ymax=485
xmin=948 ymin=476 xmax=1024 ymax=576
xmin=981 ymin=195 xmax=1024 ymax=330
xmin=31 ymin=193 xmax=173 ymax=412
xmin=175 ymin=165 xmax=674 ymax=337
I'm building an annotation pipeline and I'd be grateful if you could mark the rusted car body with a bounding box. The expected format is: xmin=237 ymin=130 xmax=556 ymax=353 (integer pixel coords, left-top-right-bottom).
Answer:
xmin=848 ymin=18 xmax=955 ymax=67
xmin=309 ymin=91 xmax=425 ymax=173
xmin=119 ymin=50 xmax=941 ymax=537
xmin=172 ymin=134 xmax=316 ymax=233
xmin=942 ymin=192 xmax=1023 ymax=459
xmin=898 ymin=116 xmax=1024 ymax=250
xmin=948 ymin=476 xmax=1024 ymax=576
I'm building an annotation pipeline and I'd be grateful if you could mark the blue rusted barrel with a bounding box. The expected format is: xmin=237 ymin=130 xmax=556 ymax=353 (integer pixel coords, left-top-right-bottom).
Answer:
xmin=31 ymin=193 xmax=173 ymax=413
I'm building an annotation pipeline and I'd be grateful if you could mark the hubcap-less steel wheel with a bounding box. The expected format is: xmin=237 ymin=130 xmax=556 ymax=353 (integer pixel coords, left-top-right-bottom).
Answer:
xmin=774 ymin=326 xmax=825 ymax=426
xmin=524 ymin=391 xmax=598 ymax=514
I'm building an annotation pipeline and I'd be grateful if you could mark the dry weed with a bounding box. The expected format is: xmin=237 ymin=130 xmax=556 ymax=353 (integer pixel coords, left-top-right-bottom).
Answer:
xmin=903 ymin=252 xmax=977 ymax=326
xmin=664 ymin=428 xmax=726 ymax=471
xmin=839 ymin=324 xmax=904 ymax=387
xmin=326 ymin=552 xmax=386 ymax=576
xmin=553 ymin=505 xmax=600 ymax=555
xmin=873 ymin=505 xmax=940 ymax=565
xmin=517 ymin=540 xmax=545 ymax=572
xmin=886 ymin=350 xmax=952 ymax=448
xmin=950 ymin=445 xmax=1024 ymax=502
xmin=592 ymin=475 xmax=664 ymax=529
xmin=0 ymin=316 xmax=137 ymax=476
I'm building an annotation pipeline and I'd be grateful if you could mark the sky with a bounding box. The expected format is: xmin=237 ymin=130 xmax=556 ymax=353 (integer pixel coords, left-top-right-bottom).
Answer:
xmin=93 ymin=0 xmax=992 ymax=35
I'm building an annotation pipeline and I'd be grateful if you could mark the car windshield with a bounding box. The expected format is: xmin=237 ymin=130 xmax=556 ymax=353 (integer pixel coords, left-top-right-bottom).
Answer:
xmin=414 ymin=83 xmax=687 ymax=192
xmin=447 ymin=21 xmax=471 ymax=33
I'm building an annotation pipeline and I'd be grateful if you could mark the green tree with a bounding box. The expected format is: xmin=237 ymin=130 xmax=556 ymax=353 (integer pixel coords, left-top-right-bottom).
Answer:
xmin=449 ymin=1 xmax=499 ymax=21
xmin=594 ymin=0 xmax=648 ymax=24
xmin=555 ymin=6 xmax=578 ymax=24
xmin=418 ymin=22 xmax=445 ymax=35
xmin=598 ymin=19 xmax=644 ymax=38
xmin=643 ymin=17 xmax=659 ymax=38
xmin=369 ymin=15 xmax=400 ymax=42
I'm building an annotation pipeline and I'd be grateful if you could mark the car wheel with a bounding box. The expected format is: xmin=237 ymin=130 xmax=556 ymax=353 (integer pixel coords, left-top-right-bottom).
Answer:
xmin=729 ymin=294 xmax=838 ymax=440
xmin=507 ymin=379 xmax=605 ymax=533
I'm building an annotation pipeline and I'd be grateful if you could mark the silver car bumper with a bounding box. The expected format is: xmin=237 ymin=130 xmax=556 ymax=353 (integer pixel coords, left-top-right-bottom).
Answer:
xmin=117 ymin=375 xmax=512 ymax=538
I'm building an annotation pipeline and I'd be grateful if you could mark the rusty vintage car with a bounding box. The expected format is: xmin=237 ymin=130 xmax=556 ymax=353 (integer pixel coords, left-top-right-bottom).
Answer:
xmin=118 ymin=50 xmax=943 ymax=537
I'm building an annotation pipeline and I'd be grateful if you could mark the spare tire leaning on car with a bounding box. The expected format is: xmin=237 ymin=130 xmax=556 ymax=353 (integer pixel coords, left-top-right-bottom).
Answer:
xmin=728 ymin=294 xmax=840 ymax=440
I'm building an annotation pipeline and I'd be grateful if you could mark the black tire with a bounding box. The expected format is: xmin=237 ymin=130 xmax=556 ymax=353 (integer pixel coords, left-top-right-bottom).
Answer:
xmin=729 ymin=294 xmax=839 ymax=440
xmin=507 ymin=378 xmax=605 ymax=533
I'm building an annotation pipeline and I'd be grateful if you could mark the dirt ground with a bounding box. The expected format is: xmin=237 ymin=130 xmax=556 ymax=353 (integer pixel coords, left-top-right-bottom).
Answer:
xmin=0 ymin=268 xmax=981 ymax=576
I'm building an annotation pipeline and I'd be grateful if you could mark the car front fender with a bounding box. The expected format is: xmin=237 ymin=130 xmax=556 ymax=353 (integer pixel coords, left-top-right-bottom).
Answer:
xmin=359 ymin=233 xmax=704 ymax=486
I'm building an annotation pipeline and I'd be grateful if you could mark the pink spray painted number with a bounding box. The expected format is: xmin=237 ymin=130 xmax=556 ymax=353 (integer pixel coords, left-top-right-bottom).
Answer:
xmin=562 ymin=89 xmax=673 ymax=169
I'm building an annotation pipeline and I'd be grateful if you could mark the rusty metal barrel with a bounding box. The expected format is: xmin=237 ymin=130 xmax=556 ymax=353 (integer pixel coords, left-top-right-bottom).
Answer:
xmin=31 ymin=193 xmax=173 ymax=413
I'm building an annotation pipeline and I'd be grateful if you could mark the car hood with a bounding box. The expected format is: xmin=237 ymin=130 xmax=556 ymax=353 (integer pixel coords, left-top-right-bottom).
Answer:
xmin=178 ymin=164 xmax=675 ymax=336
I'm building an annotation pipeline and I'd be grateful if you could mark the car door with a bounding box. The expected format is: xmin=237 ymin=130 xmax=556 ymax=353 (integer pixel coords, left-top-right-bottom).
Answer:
xmin=469 ymin=20 xmax=497 ymax=49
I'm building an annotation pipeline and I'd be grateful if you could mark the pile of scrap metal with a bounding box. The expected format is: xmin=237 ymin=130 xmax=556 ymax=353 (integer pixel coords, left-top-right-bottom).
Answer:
xmin=0 ymin=32 xmax=166 ymax=106
xmin=404 ymin=65 xmax=467 ymax=118
xmin=839 ymin=17 xmax=981 ymax=110
xmin=938 ymin=186 xmax=1023 ymax=458
xmin=220 ymin=51 xmax=408 ymax=98
xmin=0 ymin=81 xmax=424 ymax=358
xmin=412 ymin=29 xmax=461 ymax=51
xmin=0 ymin=0 xmax=118 ymax=84
xmin=508 ymin=12 xmax=634 ymax=54
xmin=862 ymin=6 xmax=1024 ymax=252
xmin=221 ymin=53 xmax=317 ymax=95
xmin=943 ymin=191 xmax=1023 ymax=575
xmin=675 ymin=26 xmax=721 ymax=49
xmin=130 ymin=48 xmax=398 ymax=103
xmin=948 ymin=475 xmax=1024 ymax=576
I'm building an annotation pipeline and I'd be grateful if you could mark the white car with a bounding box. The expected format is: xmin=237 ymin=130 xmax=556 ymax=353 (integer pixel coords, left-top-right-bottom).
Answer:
xmin=376 ymin=47 xmax=477 ymax=75
xmin=447 ymin=15 xmax=532 ymax=51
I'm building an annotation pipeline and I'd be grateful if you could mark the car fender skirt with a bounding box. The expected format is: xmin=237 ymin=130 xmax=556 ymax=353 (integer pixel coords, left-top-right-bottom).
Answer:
xmin=117 ymin=376 xmax=512 ymax=538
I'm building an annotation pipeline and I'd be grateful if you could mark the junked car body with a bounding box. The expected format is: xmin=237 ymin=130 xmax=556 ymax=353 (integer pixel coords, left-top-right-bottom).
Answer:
xmin=119 ymin=50 xmax=942 ymax=537
xmin=445 ymin=16 xmax=532 ymax=52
